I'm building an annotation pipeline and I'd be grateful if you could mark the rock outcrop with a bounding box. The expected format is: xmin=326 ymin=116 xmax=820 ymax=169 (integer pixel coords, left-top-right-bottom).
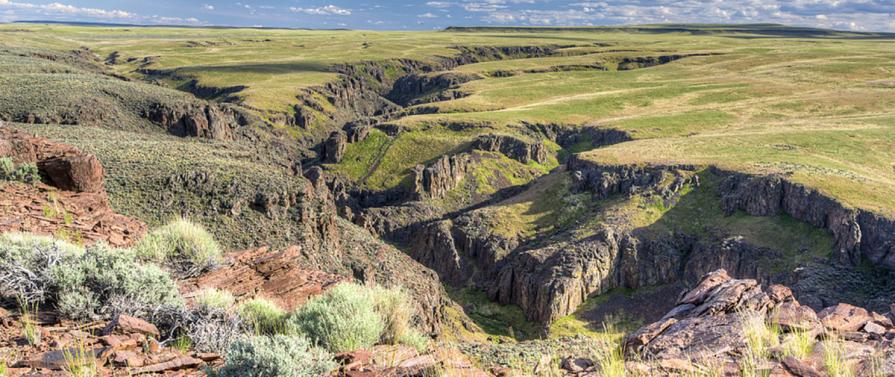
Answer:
xmin=322 ymin=130 xmax=348 ymax=163
xmin=0 ymin=128 xmax=146 ymax=246
xmin=1 ymin=127 xmax=105 ymax=193
xmin=472 ymin=134 xmax=549 ymax=164
xmin=623 ymin=269 xmax=895 ymax=376
xmin=715 ymin=167 xmax=895 ymax=270
xmin=412 ymin=154 xmax=471 ymax=200
xmin=186 ymin=245 xmax=346 ymax=310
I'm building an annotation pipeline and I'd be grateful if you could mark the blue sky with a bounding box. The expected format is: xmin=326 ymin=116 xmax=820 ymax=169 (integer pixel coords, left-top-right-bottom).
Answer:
xmin=0 ymin=0 xmax=893 ymax=31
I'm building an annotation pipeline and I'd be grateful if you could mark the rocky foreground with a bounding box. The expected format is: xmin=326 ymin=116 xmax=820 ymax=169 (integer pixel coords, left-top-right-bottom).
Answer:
xmin=617 ymin=269 xmax=895 ymax=376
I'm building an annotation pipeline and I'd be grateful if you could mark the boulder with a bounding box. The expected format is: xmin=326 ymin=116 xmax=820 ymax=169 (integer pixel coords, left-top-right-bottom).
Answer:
xmin=818 ymin=303 xmax=871 ymax=332
xmin=38 ymin=154 xmax=105 ymax=193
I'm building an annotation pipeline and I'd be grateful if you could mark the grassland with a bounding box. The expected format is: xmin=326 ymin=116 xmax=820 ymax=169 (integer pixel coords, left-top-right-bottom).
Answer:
xmin=3 ymin=23 xmax=892 ymax=219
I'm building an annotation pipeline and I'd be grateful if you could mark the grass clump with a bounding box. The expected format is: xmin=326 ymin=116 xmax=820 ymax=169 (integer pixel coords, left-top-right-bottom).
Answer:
xmin=289 ymin=283 xmax=385 ymax=353
xmin=781 ymin=328 xmax=816 ymax=359
xmin=194 ymin=288 xmax=235 ymax=312
xmin=739 ymin=309 xmax=779 ymax=377
xmin=210 ymin=335 xmax=336 ymax=377
xmin=135 ymin=218 xmax=223 ymax=278
xmin=237 ymin=297 xmax=287 ymax=335
xmin=370 ymin=286 xmax=415 ymax=346
xmin=591 ymin=323 xmax=626 ymax=377
xmin=823 ymin=341 xmax=856 ymax=377
xmin=62 ymin=337 xmax=98 ymax=377
xmin=19 ymin=297 xmax=41 ymax=346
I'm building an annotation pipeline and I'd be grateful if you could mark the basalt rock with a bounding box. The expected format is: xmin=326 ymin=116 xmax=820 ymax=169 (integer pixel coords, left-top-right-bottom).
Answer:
xmin=186 ymin=245 xmax=346 ymax=310
xmin=145 ymin=102 xmax=247 ymax=140
xmin=388 ymin=72 xmax=480 ymax=106
xmin=625 ymin=269 xmax=895 ymax=373
xmin=322 ymin=130 xmax=348 ymax=163
xmin=472 ymin=134 xmax=549 ymax=164
xmin=715 ymin=167 xmax=895 ymax=270
xmin=412 ymin=154 xmax=471 ymax=200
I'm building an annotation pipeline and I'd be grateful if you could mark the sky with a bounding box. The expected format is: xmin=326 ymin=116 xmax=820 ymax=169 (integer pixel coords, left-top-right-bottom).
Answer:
xmin=0 ymin=0 xmax=893 ymax=32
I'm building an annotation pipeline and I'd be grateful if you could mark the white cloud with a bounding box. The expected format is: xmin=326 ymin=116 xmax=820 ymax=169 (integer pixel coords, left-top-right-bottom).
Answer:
xmin=290 ymin=5 xmax=352 ymax=16
xmin=418 ymin=12 xmax=438 ymax=18
xmin=426 ymin=1 xmax=452 ymax=8
xmin=0 ymin=0 xmax=207 ymax=25
xmin=202 ymin=4 xmax=215 ymax=11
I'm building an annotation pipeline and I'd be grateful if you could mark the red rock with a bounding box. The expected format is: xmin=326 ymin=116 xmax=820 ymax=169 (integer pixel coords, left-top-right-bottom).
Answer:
xmin=561 ymin=357 xmax=594 ymax=372
xmin=103 ymin=315 xmax=160 ymax=339
xmin=768 ymin=285 xmax=794 ymax=303
xmin=771 ymin=301 xmax=820 ymax=332
xmin=39 ymin=155 xmax=104 ymax=193
xmin=781 ymin=357 xmax=824 ymax=377
xmin=863 ymin=321 xmax=886 ymax=337
xmin=131 ymin=356 xmax=203 ymax=374
xmin=187 ymin=246 xmax=344 ymax=310
xmin=678 ymin=269 xmax=731 ymax=305
xmin=818 ymin=304 xmax=871 ymax=332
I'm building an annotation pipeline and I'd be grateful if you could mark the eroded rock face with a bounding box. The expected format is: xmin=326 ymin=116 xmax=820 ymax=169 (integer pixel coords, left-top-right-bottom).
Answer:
xmin=472 ymin=134 xmax=549 ymax=164
xmin=322 ymin=130 xmax=348 ymax=163
xmin=716 ymin=167 xmax=895 ymax=270
xmin=413 ymin=154 xmax=471 ymax=200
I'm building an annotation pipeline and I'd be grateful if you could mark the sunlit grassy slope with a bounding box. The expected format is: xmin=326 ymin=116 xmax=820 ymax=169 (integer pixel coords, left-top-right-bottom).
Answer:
xmin=3 ymin=23 xmax=893 ymax=216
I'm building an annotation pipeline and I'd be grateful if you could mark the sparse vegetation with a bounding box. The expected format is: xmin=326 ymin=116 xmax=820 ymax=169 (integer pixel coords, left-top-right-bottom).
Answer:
xmin=210 ymin=335 xmax=337 ymax=377
xmin=823 ymin=340 xmax=856 ymax=377
xmin=740 ymin=309 xmax=779 ymax=377
xmin=237 ymin=297 xmax=287 ymax=335
xmin=135 ymin=218 xmax=223 ymax=278
xmin=0 ymin=157 xmax=39 ymax=184
xmin=62 ymin=337 xmax=98 ymax=377
xmin=194 ymin=288 xmax=236 ymax=312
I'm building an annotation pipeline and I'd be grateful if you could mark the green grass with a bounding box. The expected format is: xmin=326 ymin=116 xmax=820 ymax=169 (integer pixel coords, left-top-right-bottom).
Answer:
xmin=446 ymin=287 xmax=540 ymax=342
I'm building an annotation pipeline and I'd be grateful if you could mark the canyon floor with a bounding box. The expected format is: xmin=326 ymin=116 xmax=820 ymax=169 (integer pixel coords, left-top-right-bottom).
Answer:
xmin=0 ymin=23 xmax=894 ymax=376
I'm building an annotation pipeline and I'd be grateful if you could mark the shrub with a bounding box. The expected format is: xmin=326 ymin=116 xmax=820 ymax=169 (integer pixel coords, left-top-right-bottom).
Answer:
xmin=188 ymin=307 xmax=244 ymax=355
xmin=211 ymin=335 xmax=336 ymax=377
xmin=11 ymin=163 xmax=39 ymax=184
xmin=0 ymin=232 xmax=183 ymax=321
xmin=289 ymin=283 xmax=385 ymax=353
xmin=0 ymin=233 xmax=83 ymax=303
xmin=52 ymin=244 xmax=184 ymax=320
xmin=237 ymin=298 xmax=287 ymax=335
xmin=135 ymin=218 xmax=222 ymax=277
xmin=194 ymin=288 xmax=235 ymax=312
xmin=0 ymin=157 xmax=13 ymax=178
xmin=370 ymin=286 xmax=415 ymax=346
xmin=397 ymin=329 xmax=430 ymax=353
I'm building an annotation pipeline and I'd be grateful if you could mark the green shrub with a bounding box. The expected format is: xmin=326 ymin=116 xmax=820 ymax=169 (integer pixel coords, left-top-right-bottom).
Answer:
xmin=288 ymin=283 xmax=385 ymax=353
xmin=370 ymin=286 xmax=415 ymax=345
xmin=135 ymin=218 xmax=222 ymax=277
xmin=12 ymin=163 xmax=39 ymax=184
xmin=52 ymin=244 xmax=184 ymax=320
xmin=0 ymin=232 xmax=183 ymax=321
xmin=398 ymin=329 xmax=430 ymax=353
xmin=194 ymin=288 xmax=235 ymax=312
xmin=0 ymin=157 xmax=13 ymax=178
xmin=211 ymin=335 xmax=336 ymax=377
xmin=0 ymin=232 xmax=85 ymax=303
xmin=237 ymin=298 xmax=287 ymax=335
